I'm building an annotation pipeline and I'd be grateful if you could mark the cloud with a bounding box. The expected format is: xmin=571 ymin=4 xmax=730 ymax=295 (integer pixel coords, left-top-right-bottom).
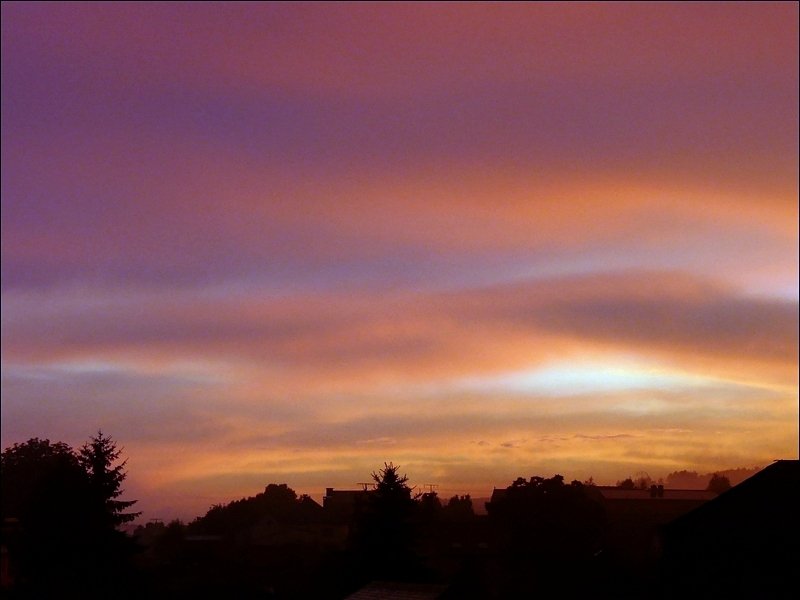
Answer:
xmin=3 ymin=3 xmax=797 ymax=295
xmin=574 ymin=434 xmax=636 ymax=440
xmin=447 ymin=270 xmax=799 ymax=384
xmin=355 ymin=437 xmax=397 ymax=446
xmin=4 ymin=3 xmax=796 ymax=99
xmin=499 ymin=440 xmax=527 ymax=449
xmin=3 ymin=270 xmax=796 ymax=397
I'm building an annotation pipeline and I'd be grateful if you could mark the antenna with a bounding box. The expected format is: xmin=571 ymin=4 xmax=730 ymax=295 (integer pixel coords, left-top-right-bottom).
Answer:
xmin=356 ymin=482 xmax=373 ymax=491
xmin=423 ymin=483 xmax=438 ymax=494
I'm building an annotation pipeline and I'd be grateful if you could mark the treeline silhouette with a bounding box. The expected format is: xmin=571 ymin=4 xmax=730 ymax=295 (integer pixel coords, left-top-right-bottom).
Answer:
xmin=615 ymin=471 xmax=734 ymax=494
xmin=664 ymin=467 xmax=759 ymax=490
xmin=2 ymin=435 xmax=794 ymax=599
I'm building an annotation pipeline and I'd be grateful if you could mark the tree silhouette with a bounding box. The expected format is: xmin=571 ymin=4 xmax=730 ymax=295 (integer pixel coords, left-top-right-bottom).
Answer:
xmin=442 ymin=494 xmax=474 ymax=521
xmin=368 ymin=462 xmax=415 ymax=534
xmin=706 ymin=473 xmax=732 ymax=494
xmin=486 ymin=474 xmax=606 ymax=561
xmin=350 ymin=463 xmax=420 ymax=580
xmin=260 ymin=482 xmax=299 ymax=517
xmin=371 ymin=462 xmax=412 ymax=497
xmin=1 ymin=438 xmax=93 ymax=548
xmin=188 ymin=482 xmax=314 ymax=537
xmin=616 ymin=477 xmax=636 ymax=489
xmin=1 ymin=435 xmax=139 ymax=597
xmin=417 ymin=491 xmax=443 ymax=523
xmin=79 ymin=430 xmax=140 ymax=527
xmin=633 ymin=472 xmax=653 ymax=489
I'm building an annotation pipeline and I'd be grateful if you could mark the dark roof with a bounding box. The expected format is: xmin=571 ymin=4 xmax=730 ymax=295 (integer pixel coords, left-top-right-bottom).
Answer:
xmin=663 ymin=459 xmax=799 ymax=537
xmin=595 ymin=487 xmax=716 ymax=501
xmin=326 ymin=489 xmax=369 ymax=499
xmin=490 ymin=485 xmax=715 ymax=503
xmin=345 ymin=581 xmax=448 ymax=600
xmin=489 ymin=488 xmax=507 ymax=503
xmin=659 ymin=460 xmax=800 ymax=596
xmin=298 ymin=495 xmax=323 ymax=510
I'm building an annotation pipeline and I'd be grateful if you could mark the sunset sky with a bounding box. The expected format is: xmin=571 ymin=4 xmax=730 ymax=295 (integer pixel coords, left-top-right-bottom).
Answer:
xmin=2 ymin=2 xmax=798 ymax=522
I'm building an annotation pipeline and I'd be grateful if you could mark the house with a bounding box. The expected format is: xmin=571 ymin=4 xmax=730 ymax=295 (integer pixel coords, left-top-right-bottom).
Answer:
xmin=323 ymin=487 xmax=372 ymax=521
xmin=320 ymin=487 xmax=374 ymax=547
xmin=487 ymin=482 xmax=716 ymax=567
xmin=588 ymin=485 xmax=716 ymax=567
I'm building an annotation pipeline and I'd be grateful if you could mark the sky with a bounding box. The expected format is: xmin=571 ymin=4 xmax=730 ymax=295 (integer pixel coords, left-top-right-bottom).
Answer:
xmin=2 ymin=2 xmax=798 ymax=522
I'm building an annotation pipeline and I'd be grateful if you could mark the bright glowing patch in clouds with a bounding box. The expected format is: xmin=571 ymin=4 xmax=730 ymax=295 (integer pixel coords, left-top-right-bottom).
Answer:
xmin=458 ymin=360 xmax=714 ymax=396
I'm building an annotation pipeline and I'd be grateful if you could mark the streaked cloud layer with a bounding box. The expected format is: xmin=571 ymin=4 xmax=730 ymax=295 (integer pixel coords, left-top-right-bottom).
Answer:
xmin=2 ymin=3 xmax=797 ymax=520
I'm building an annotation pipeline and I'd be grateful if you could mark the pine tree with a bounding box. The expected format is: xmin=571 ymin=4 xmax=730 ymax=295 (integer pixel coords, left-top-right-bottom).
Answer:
xmin=79 ymin=430 xmax=140 ymax=527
